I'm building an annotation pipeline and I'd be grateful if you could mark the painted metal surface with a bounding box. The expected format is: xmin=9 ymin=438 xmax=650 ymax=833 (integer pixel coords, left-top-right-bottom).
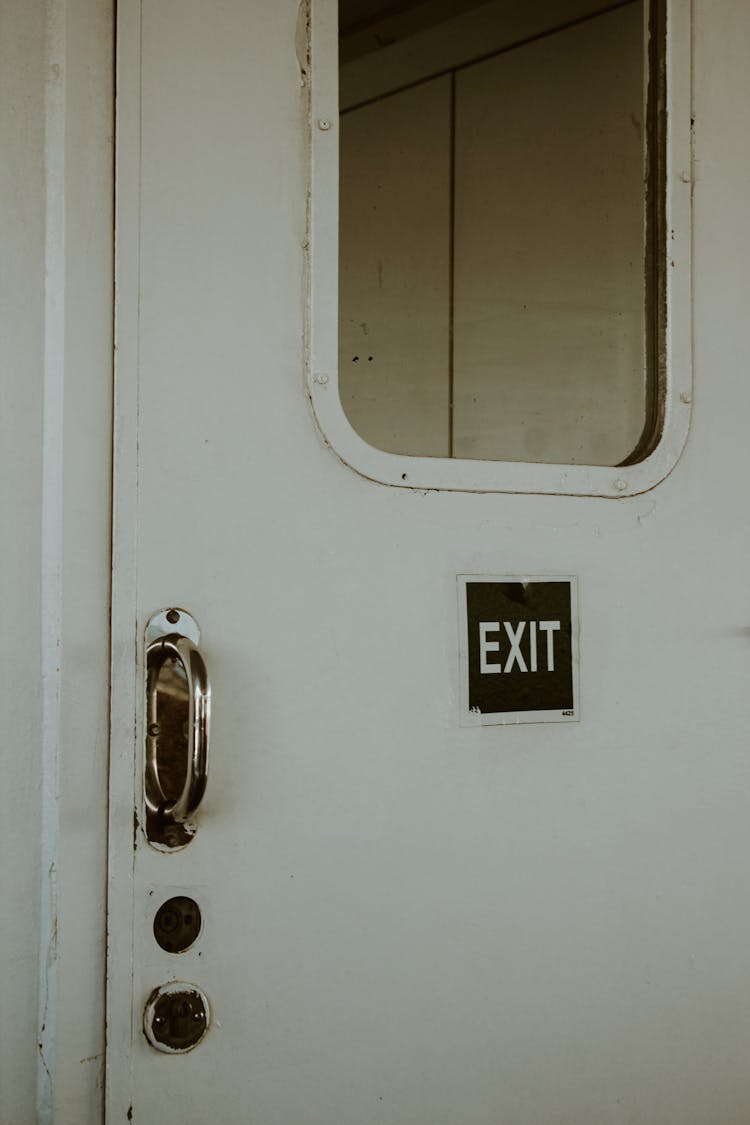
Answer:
xmin=108 ymin=0 xmax=750 ymax=1122
xmin=0 ymin=2 xmax=113 ymax=1122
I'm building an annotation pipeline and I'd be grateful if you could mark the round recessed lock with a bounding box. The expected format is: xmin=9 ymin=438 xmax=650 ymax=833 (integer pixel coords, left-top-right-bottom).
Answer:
xmin=153 ymin=896 xmax=202 ymax=953
xmin=143 ymin=982 xmax=210 ymax=1053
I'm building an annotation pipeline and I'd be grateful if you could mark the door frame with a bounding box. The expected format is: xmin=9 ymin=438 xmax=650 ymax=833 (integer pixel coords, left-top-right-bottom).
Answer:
xmin=106 ymin=1 xmax=143 ymax=1115
xmin=14 ymin=1 xmax=115 ymax=1121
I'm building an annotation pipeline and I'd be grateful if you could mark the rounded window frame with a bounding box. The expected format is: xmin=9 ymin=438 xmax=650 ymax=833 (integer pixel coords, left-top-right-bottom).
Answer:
xmin=307 ymin=0 xmax=691 ymax=498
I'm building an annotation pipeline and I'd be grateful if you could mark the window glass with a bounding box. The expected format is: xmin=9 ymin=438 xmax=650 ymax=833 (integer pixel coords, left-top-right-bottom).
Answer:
xmin=339 ymin=0 xmax=659 ymax=467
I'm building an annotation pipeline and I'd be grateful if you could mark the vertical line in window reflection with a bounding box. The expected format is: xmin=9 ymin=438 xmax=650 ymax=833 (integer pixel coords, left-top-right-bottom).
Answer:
xmin=448 ymin=72 xmax=456 ymax=459
xmin=618 ymin=0 xmax=666 ymax=466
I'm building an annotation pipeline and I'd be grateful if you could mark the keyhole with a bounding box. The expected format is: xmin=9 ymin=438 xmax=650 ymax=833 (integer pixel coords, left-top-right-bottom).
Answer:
xmin=153 ymin=896 xmax=202 ymax=953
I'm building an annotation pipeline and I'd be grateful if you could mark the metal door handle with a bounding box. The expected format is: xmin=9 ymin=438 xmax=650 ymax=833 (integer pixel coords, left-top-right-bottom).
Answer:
xmin=145 ymin=624 xmax=211 ymax=831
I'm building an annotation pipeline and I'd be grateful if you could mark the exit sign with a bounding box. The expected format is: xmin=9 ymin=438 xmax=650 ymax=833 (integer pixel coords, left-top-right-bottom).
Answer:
xmin=459 ymin=576 xmax=579 ymax=725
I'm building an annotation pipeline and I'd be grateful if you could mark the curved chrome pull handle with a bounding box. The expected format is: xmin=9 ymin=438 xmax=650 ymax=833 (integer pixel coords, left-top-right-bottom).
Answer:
xmin=144 ymin=611 xmax=210 ymax=846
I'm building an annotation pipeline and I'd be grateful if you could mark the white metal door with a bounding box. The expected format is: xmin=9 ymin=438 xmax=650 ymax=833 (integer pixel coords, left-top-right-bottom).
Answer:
xmin=108 ymin=2 xmax=750 ymax=1122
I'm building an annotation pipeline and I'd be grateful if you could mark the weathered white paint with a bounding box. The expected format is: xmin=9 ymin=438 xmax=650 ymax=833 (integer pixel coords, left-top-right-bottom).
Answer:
xmin=105 ymin=0 xmax=142 ymax=1111
xmin=0 ymin=4 xmax=46 ymax=1117
xmin=0 ymin=2 xmax=113 ymax=1122
xmin=109 ymin=1 xmax=750 ymax=1122
xmin=38 ymin=2 xmax=67 ymax=1114
xmin=50 ymin=4 xmax=113 ymax=1117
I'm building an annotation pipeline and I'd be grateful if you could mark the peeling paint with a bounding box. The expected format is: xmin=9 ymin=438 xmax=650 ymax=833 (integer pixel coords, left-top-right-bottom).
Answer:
xmin=637 ymin=500 xmax=657 ymax=525
xmin=295 ymin=0 xmax=311 ymax=86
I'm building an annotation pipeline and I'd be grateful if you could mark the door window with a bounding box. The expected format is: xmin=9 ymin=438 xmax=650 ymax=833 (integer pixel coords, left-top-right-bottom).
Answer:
xmin=309 ymin=0 xmax=690 ymax=494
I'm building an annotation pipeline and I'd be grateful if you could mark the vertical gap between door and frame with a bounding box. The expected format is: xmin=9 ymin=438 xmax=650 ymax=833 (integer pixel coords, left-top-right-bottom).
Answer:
xmin=448 ymin=70 xmax=456 ymax=458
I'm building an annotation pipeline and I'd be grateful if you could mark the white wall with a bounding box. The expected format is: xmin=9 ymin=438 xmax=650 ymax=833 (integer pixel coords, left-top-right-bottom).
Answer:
xmin=0 ymin=2 xmax=46 ymax=1117
xmin=0 ymin=3 xmax=113 ymax=1122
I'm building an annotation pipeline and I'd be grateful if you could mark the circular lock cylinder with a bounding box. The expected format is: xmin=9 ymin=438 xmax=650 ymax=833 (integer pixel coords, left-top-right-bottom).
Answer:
xmin=153 ymin=896 xmax=202 ymax=953
xmin=143 ymin=982 xmax=210 ymax=1053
